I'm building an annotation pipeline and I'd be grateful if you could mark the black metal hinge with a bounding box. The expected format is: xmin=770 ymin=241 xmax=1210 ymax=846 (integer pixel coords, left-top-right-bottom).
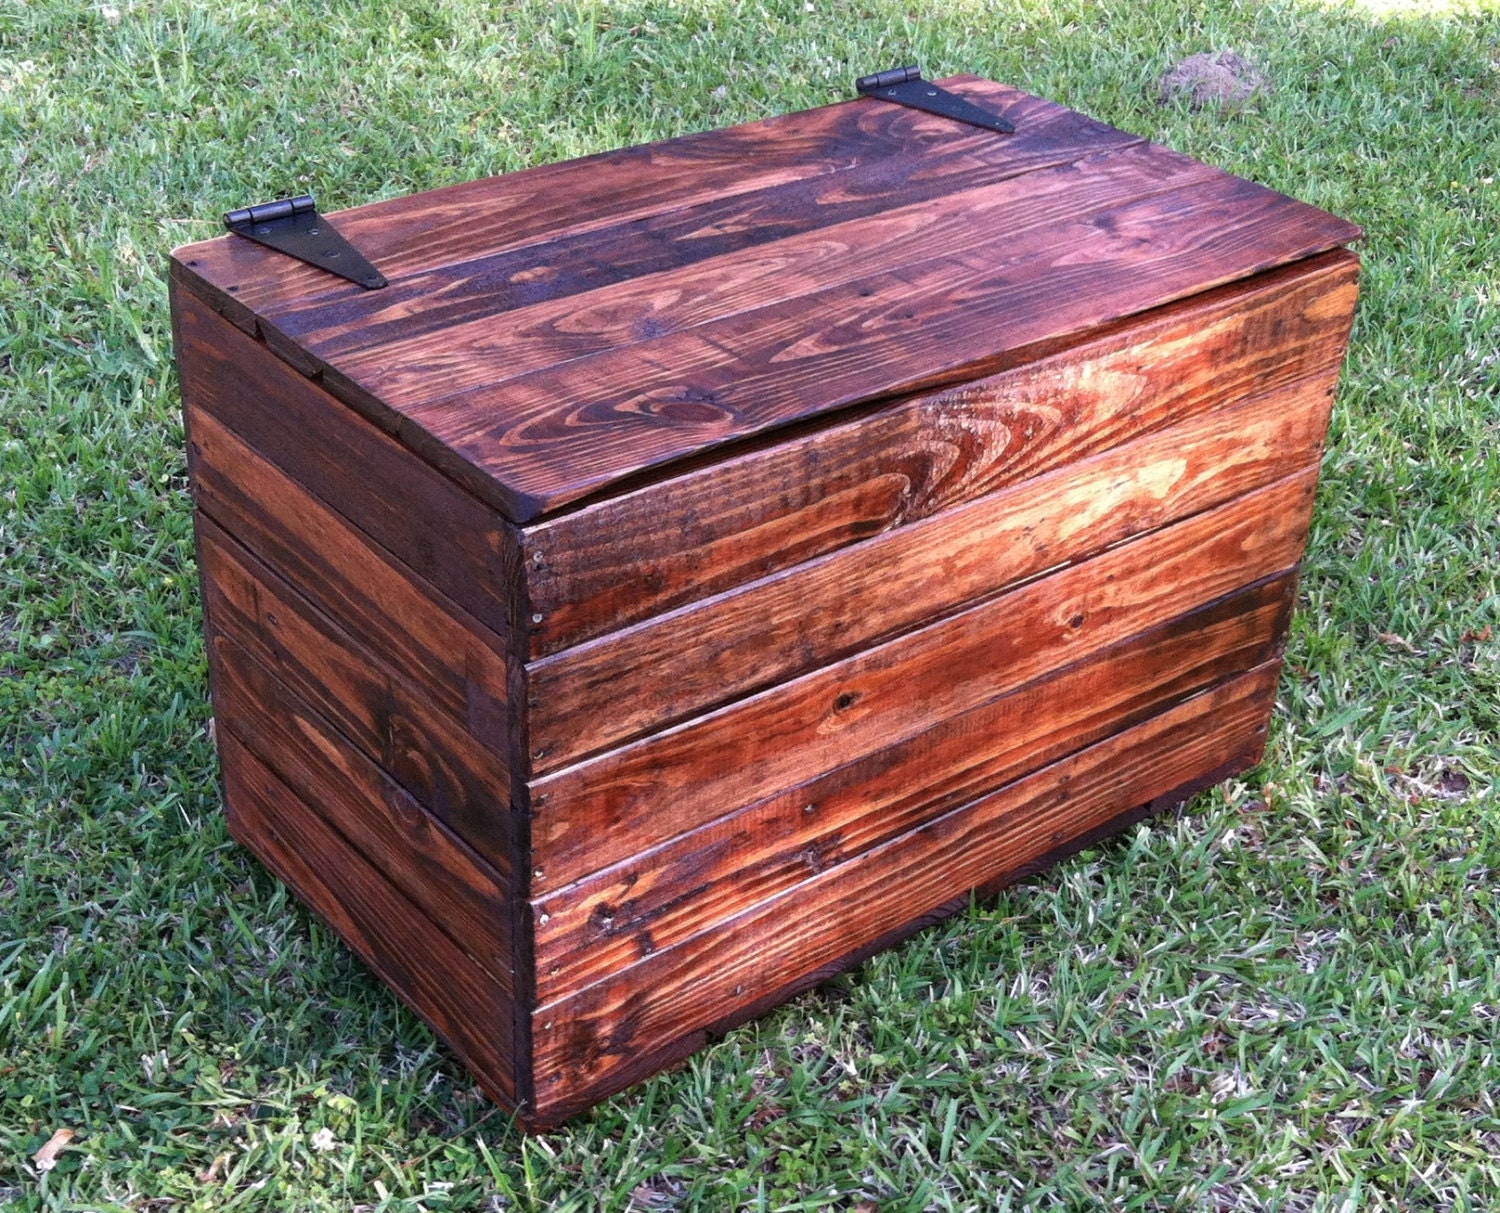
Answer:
xmin=855 ymin=65 xmax=1015 ymax=135
xmin=223 ymin=195 xmax=387 ymax=290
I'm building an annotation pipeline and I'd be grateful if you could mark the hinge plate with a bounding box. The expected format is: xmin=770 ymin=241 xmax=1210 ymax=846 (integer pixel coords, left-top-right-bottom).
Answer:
xmin=856 ymin=66 xmax=1015 ymax=135
xmin=223 ymin=195 xmax=388 ymax=290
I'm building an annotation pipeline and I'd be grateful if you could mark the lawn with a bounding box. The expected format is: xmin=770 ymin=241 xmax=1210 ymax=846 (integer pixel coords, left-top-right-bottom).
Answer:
xmin=2 ymin=0 xmax=1498 ymax=1209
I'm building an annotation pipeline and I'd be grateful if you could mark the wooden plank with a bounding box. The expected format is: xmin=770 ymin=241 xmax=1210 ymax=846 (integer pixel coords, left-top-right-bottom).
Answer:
xmin=528 ymin=369 xmax=1337 ymax=767
xmin=185 ymin=405 xmax=512 ymax=746
xmin=174 ymin=288 xmax=521 ymax=641
xmin=211 ymin=628 xmax=515 ymax=993
xmin=170 ymin=80 xmax=1126 ymax=333
xmin=197 ymin=516 xmax=515 ymax=874
xmin=319 ymin=129 xmax=1175 ymax=400
xmin=532 ymin=572 xmax=1296 ymax=996
xmin=528 ymin=660 xmax=1281 ymax=1122
xmin=524 ymin=251 xmax=1359 ymax=654
xmin=391 ymin=167 xmax=1356 ymax=521
xmin=220 ymin=734 xmax=519 ymax=1108
xmin=283 ymin=88 xmax=1143 ymax=364
xmin=528 ymin=469 xmax=1317 ymax=890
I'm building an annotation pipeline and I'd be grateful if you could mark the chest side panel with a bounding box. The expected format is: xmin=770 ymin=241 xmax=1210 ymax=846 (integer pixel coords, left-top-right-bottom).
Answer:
xmin=520 ymin=255 xmax=1359 ymax=1122
xmin=220 ymin=734 xmax=519 ymax=1107
xmin=527 ymin=662 xmax=1282 ymax=1125
xmin=174 ymin=280 xmax=535 ymax=1113
xmin=524 ymin=253 xmax=1359 ymax=773
xmin=528 ymin=469 xmax=1319 ymax=889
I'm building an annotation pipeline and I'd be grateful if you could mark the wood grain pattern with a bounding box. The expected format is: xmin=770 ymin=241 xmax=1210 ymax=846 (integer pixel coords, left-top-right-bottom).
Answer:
xmin=532 ymin=572 xmax=1296 ymax=997
xmin=171 ymin=77 xmax=1356 ymax=525
xmin=196 ymin=516 xmax=515 ymax=874
xmin=280 ymin=90 xmax=1143 ymax=365
xmin=529 ymin=469 xmax=1317 ymax=890
xmin=526 ymin=738 xmax=1253 ymax=1129
xmin=528 ymin=660 xmax=1281 ymax=1122
xmin=523 ymin=251 xmax=1359 ymax=654
xmin=221 ymin=734 xmax=519 ymax=1108
xmin=393 ymin=158 xmax=1357 ymax=520
xmin=528 ymin=370 xmax=1337 ymax=768
xmin=185 ymin=405 xmax=512 ymax=746
xmin=171 ymin=80 xmax=1122 ymax=332
xmin=323 ymin=136 xmax=1195 ymax=404
xmin=173 ymin=74 xmax=1361 ymax=1127
xmin=174 ymin=288 xmax=522 ymax=641
xmin=212 ymin=629 xmax=515 ymax=992
xmin=524 ymin=744 xmax=1253 ymax=1130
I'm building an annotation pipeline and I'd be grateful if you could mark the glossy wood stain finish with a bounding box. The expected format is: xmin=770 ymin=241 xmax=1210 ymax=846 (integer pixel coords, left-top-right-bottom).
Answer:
xmin=171 ymin=77 xmax=1360 ymax=1127
xmin=521 ymin=252 xmax=1357 ymax=656
xmin=173 ymin=77 xmax=1357 ymax=522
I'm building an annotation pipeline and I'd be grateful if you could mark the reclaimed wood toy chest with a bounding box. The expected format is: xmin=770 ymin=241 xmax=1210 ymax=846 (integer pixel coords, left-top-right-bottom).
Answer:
xmin=170 ymin=76 xmax=1360 ymax=1127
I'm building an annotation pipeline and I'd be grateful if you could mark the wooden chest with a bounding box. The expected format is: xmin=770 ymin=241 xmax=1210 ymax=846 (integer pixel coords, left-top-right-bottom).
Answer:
xmin=170 ymin=76 xmax=1360 ymax=1128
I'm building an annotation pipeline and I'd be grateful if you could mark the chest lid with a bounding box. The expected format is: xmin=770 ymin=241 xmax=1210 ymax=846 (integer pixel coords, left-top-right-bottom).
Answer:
xmin=170 ymin=76 xmax=1360 ymax=524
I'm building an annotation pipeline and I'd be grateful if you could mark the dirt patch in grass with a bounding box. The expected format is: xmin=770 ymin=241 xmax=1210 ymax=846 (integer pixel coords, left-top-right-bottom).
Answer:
xmin=1159 ymin=51 xmax=1269 ymax=109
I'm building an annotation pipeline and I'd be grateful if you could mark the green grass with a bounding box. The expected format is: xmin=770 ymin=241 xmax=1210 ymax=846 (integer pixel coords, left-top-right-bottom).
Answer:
xmin=2 ymin=0 xmax=1498 ymax=1208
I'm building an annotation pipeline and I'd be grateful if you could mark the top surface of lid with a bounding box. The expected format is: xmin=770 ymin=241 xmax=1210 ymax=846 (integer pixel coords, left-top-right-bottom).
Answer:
xmin=171 ymin=77 xmax=1361 ymax=524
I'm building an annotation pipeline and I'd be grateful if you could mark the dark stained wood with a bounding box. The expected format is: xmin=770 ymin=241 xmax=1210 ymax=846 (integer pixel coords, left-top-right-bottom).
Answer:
xmin=528 ymin=469 xmax=1317 ymax=890
xmin=532 ymin=572 xmax=1297 ymax=996
xmin=279 ymin=92 xmax=1144 ymax=365
xmin=390 ymin=157 xmax=1357 ymax=521
xmin=523 ymin=251 xmax=1359 ymax=654
xmin=171 ymin=75 xmax=1357 ymax=526
xmin=527 ymin=741 xmax=1257 ymax=1132
xmin=176 ymin=290 xmax=522 ymax=641
xmin=220 ymin=734 xmax=519 ymax=1107
xmin=171 ymin=80 xmax=1127 ymax=333
xmin=185 ymin=405 xmax=512 ymax=746
xmin=531 ymin=746 xmax=1254 ymax=1130
xmin=323 ymin=137 xmax=1197 ymax=403
xmin=196 ymin=516 xmax=514 ymax=874
xmin=172 ymin=74 xmax=1362 ymax=1128
xmin=212 ymin=629 xmax=515 ymax=992
xmin=527 ymin=660 xmax=1281 ymax=1121
xmin=528 ymin=371 xmax=1336 ymax=768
